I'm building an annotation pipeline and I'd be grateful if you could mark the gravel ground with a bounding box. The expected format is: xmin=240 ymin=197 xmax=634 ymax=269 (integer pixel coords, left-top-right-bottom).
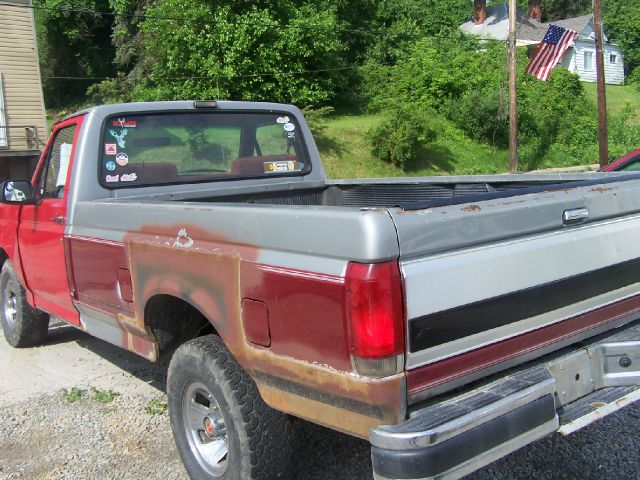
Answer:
xmin=1 ymin=388 xmax=639 ymax=479
xmin=1 ymin=325 xmax=639 ymax=479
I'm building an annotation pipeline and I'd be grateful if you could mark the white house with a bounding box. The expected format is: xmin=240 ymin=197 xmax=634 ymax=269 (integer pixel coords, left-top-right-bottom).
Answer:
xmin=460 ymin=3 xmax=625 ymax=84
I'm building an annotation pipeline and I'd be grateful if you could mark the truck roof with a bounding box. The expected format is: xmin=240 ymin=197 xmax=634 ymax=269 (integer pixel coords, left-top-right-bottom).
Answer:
xmin=56 ymin=100 xmax=301 ymax=125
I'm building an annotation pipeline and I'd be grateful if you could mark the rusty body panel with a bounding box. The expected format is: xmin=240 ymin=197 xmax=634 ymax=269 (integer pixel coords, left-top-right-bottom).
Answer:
xmin=241 ymin=262 xmax=351 ymax=370
xmin=67 ymin=236 xmax=132 ymax=315
xmin=67 ymin=223 xmax=405 ymax=438
xmin=125 ymin=229 xmax=405 ymax=438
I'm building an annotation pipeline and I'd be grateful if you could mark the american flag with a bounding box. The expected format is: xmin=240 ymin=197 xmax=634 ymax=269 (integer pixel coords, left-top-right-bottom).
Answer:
xmin=525 ymin=24 xmax=579 ymax=81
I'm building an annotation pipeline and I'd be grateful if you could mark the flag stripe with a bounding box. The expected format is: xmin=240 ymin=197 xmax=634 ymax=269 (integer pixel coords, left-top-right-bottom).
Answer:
xmin=541 ymin=30 xmax=577 ymax=80
xmin=525 ymin=25 xmax=579 ymax=81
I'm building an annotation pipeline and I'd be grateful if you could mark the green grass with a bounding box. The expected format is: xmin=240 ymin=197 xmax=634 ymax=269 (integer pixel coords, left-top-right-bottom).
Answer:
xmin=316 ymin=114 xmax=510 ymax=178
xmin=316 ymin=81 xmax=640 ymax=177
xmin=583 ymin=83 xmax=640 ymax=125
xmin=145 ymin=398 xmax=168 ymax=416
xmin=62 ymin=387 xmax=84 ymax=404
xmin=92 ymin=388 xmax=120 ymax=404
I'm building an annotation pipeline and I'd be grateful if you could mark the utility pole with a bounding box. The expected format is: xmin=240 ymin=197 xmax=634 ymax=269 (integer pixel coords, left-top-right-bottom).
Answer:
xmin=508 ymin=0 xmax=518 ymax=173
xmin=593 ymin=0 xmax=608 ymax=168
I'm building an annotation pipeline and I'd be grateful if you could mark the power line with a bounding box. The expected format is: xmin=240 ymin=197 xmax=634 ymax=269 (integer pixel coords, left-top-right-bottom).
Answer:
xmin=46 ymin=65 xmax=377 ymax=82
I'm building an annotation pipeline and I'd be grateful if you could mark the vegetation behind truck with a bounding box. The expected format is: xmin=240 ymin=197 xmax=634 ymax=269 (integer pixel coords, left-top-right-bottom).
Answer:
xmin=1 ymin=100 xmax=640 ymax=480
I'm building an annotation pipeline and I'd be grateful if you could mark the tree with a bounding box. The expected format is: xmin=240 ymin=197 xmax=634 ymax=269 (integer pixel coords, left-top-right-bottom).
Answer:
xmin=367 ymin=0 xmax=470 ymax=63
xmin=516 ymin=0 xmax=590 ymax=21
xmin=90 ymin=0 xmax=348 ymax=106
xmin=34 ymin=0 xmax=116 ymax=108
xmin=602 ymin=0 xmax=640 ymax=78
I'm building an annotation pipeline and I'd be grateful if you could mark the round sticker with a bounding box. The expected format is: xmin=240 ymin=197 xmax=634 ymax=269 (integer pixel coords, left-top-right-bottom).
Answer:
xmin=115 ymin=152 xmax=129 ymax=166
xmin=283 ymin=122 xmax=295 ymax=132
xmin=105 ymin=161 xmax=117 ymax=171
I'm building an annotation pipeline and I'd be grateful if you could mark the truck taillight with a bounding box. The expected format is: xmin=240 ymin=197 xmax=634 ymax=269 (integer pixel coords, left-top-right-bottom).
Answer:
xmin=346 ymin=261 xmax=404 ymax=377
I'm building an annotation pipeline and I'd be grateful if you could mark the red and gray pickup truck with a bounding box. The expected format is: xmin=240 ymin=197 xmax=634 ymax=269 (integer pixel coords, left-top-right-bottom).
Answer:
xmin=1 ymin=100 xmax=640 ymax=480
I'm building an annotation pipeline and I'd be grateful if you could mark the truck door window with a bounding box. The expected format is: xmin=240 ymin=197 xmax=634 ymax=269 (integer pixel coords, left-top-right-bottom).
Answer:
xmin=37 ymin=125 xmax=76 ymax=199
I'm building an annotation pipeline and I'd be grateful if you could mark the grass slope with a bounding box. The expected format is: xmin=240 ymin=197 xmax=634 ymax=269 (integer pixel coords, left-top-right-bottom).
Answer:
xmin=583 ymin=83 xmax=640 ymax=125
xmin=316 ymin=114 xmax=509 ymax=179
xmin=318 ymin=82 xmax=639 ymax=178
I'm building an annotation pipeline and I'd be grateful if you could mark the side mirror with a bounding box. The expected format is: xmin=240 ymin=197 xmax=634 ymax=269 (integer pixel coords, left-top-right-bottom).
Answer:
xmin=2 ymin=181 xmax=36 ymax=204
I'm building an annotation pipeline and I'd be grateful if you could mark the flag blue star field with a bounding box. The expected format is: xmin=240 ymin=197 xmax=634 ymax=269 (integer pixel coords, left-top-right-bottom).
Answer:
xmin=526 ymin=24 xmax=579 ymax=81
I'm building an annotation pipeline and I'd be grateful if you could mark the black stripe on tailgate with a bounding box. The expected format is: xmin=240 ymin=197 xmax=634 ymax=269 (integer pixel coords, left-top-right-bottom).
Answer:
xmin=410 ymin=256 xmax=640 ymax=352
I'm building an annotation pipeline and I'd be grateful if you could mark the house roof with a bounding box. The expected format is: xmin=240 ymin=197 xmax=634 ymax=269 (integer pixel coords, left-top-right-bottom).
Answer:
xmin=552 ymin=14 xmax=593 ymax=35
xmin=460 ymin=6 xmax=600 ymax=45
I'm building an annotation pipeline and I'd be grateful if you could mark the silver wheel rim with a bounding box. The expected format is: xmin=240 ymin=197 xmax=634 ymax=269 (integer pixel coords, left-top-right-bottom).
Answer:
xmin=3 ymin=282 xmax=17 ymax=329
xmin=182 ymin=381 xmax=229 ymax=476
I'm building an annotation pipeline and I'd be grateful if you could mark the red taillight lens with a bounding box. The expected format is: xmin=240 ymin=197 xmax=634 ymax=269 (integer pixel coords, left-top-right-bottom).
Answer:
xmin=346 ymin=261 xmax=404 ymax=359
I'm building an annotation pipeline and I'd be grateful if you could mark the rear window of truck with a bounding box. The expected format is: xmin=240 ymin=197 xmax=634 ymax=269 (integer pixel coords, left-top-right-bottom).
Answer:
xmin=99 ymin=111 xmax=310 ymax=188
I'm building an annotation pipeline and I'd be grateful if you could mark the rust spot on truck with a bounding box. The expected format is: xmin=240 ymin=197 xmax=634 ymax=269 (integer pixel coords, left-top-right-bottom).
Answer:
xmin=120 ymin=223 xmax=406 ymax=438
xmin=590 ymin=186 xmax=613 ymax=193
xmin=499 ymin=199 xmax=527 ymax=206
xmin=461 ymin=205 xmax=481 ymax=213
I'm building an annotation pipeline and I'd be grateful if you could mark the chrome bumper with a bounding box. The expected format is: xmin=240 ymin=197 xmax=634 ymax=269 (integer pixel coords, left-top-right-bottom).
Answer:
xmin=370 ymin=322 xmax=640 ymax=480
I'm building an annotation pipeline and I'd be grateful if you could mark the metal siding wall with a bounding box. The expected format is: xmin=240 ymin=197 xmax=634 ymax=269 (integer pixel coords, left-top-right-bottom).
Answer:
xmin=573 ymin=41 xmax=624 ymax=84
xmin=0 ymin=3 xmax=47 ymax=152
xmin=574 ymin=42 xmax=597 ymax=83
xmin=603 ymin=45 xmax=625 ymax=85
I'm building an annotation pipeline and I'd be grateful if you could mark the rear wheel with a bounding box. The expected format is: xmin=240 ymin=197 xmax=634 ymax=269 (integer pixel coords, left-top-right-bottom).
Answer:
xmin=0 ymin=261 xmax=49 ymax=347
xmin=168 ymin=335 xmax=293 ymax=479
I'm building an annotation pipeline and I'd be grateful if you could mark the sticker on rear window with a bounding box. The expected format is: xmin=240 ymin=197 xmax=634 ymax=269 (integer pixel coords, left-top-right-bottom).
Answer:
xmin=264 ymin=161 xmax=302 ymax=173
xmin=120 ymin=173 xmax=138 ymax=182
xmin=105 ymin=175 xmax=119 ymax=183
xmin=112 ymin=118 xmax=137 ymax=128
xmin=115 ymin=152 xmax=129 ymax=166
xmin=105 ymin=161 xmax=116 ymax=171
xmin=109 ymin=128 xmax=128 ymax=148
xmin=276 ymin=116 xmax=289 ymax=124
xmin=105 ymin=143 xmax=117 ymax=155
xmin=283 ymin=123 xmax=295 ymax=132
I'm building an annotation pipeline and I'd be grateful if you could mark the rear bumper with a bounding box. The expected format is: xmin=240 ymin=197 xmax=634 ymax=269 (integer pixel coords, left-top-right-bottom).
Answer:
xmin=370 ymin=322 xmax=640 ymax=480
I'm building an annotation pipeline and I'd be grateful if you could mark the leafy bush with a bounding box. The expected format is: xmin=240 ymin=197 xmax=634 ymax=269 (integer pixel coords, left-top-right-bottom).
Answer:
xmin=369 ymin=108 xmax=437 ymax=169
xmin=364 ymin=38 xmax=602 ymax=169
xmin=444 ymin=87 xmax=509 ymax=148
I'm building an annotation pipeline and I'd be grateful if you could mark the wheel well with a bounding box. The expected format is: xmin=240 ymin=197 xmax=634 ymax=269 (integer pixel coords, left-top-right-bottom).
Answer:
xmin=145 ymin=294 xmax=216 ymax=358
xmin=0 ymin=249 xmax=8 ymax=268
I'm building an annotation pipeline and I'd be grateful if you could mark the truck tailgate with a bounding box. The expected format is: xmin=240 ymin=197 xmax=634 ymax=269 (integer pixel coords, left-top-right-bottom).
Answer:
xmin=388 ymin=176 xmax=640 ymax=403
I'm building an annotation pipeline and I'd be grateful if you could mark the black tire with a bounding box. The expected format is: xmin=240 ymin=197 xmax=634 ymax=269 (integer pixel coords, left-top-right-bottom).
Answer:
xmin=168 ymin=335 xmax=293 ymax=480
xmin=0 ymin=261 xmax=49 ymax=348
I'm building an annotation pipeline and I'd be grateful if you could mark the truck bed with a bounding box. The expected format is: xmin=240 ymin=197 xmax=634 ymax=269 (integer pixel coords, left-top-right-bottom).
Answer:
xmin=188 ymin=174 xmax=626 ymax=209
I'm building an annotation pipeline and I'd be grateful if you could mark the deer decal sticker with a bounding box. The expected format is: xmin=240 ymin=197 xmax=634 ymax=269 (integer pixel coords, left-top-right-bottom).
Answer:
xmin=109 ymin=128 xmax=128 ymax=148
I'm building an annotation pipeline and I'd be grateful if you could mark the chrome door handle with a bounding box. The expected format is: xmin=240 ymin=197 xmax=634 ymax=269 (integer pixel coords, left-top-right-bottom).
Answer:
xmin=50 ymin=215 xmax=64 ymax=225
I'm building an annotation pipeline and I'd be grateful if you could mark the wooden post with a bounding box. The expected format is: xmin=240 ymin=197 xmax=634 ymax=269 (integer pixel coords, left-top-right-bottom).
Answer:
xmin=508 ymin=0 xmax=518 ymax=173
xmin=594 ymin=0 xmax=608 ymax=168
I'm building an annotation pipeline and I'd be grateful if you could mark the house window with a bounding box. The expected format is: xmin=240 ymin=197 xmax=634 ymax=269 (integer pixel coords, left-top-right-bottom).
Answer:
xmin=610 ymin=54 xmax=617 ymax=64
xmin=584 ymin=51 xmax=594 ymax=71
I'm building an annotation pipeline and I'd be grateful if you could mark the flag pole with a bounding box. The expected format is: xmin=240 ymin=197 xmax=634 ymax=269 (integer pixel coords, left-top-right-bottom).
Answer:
xmin=508 ymin=0 xmax=518 ymax=173
xmin=593 ymin=0 xmax=608 ymax=168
